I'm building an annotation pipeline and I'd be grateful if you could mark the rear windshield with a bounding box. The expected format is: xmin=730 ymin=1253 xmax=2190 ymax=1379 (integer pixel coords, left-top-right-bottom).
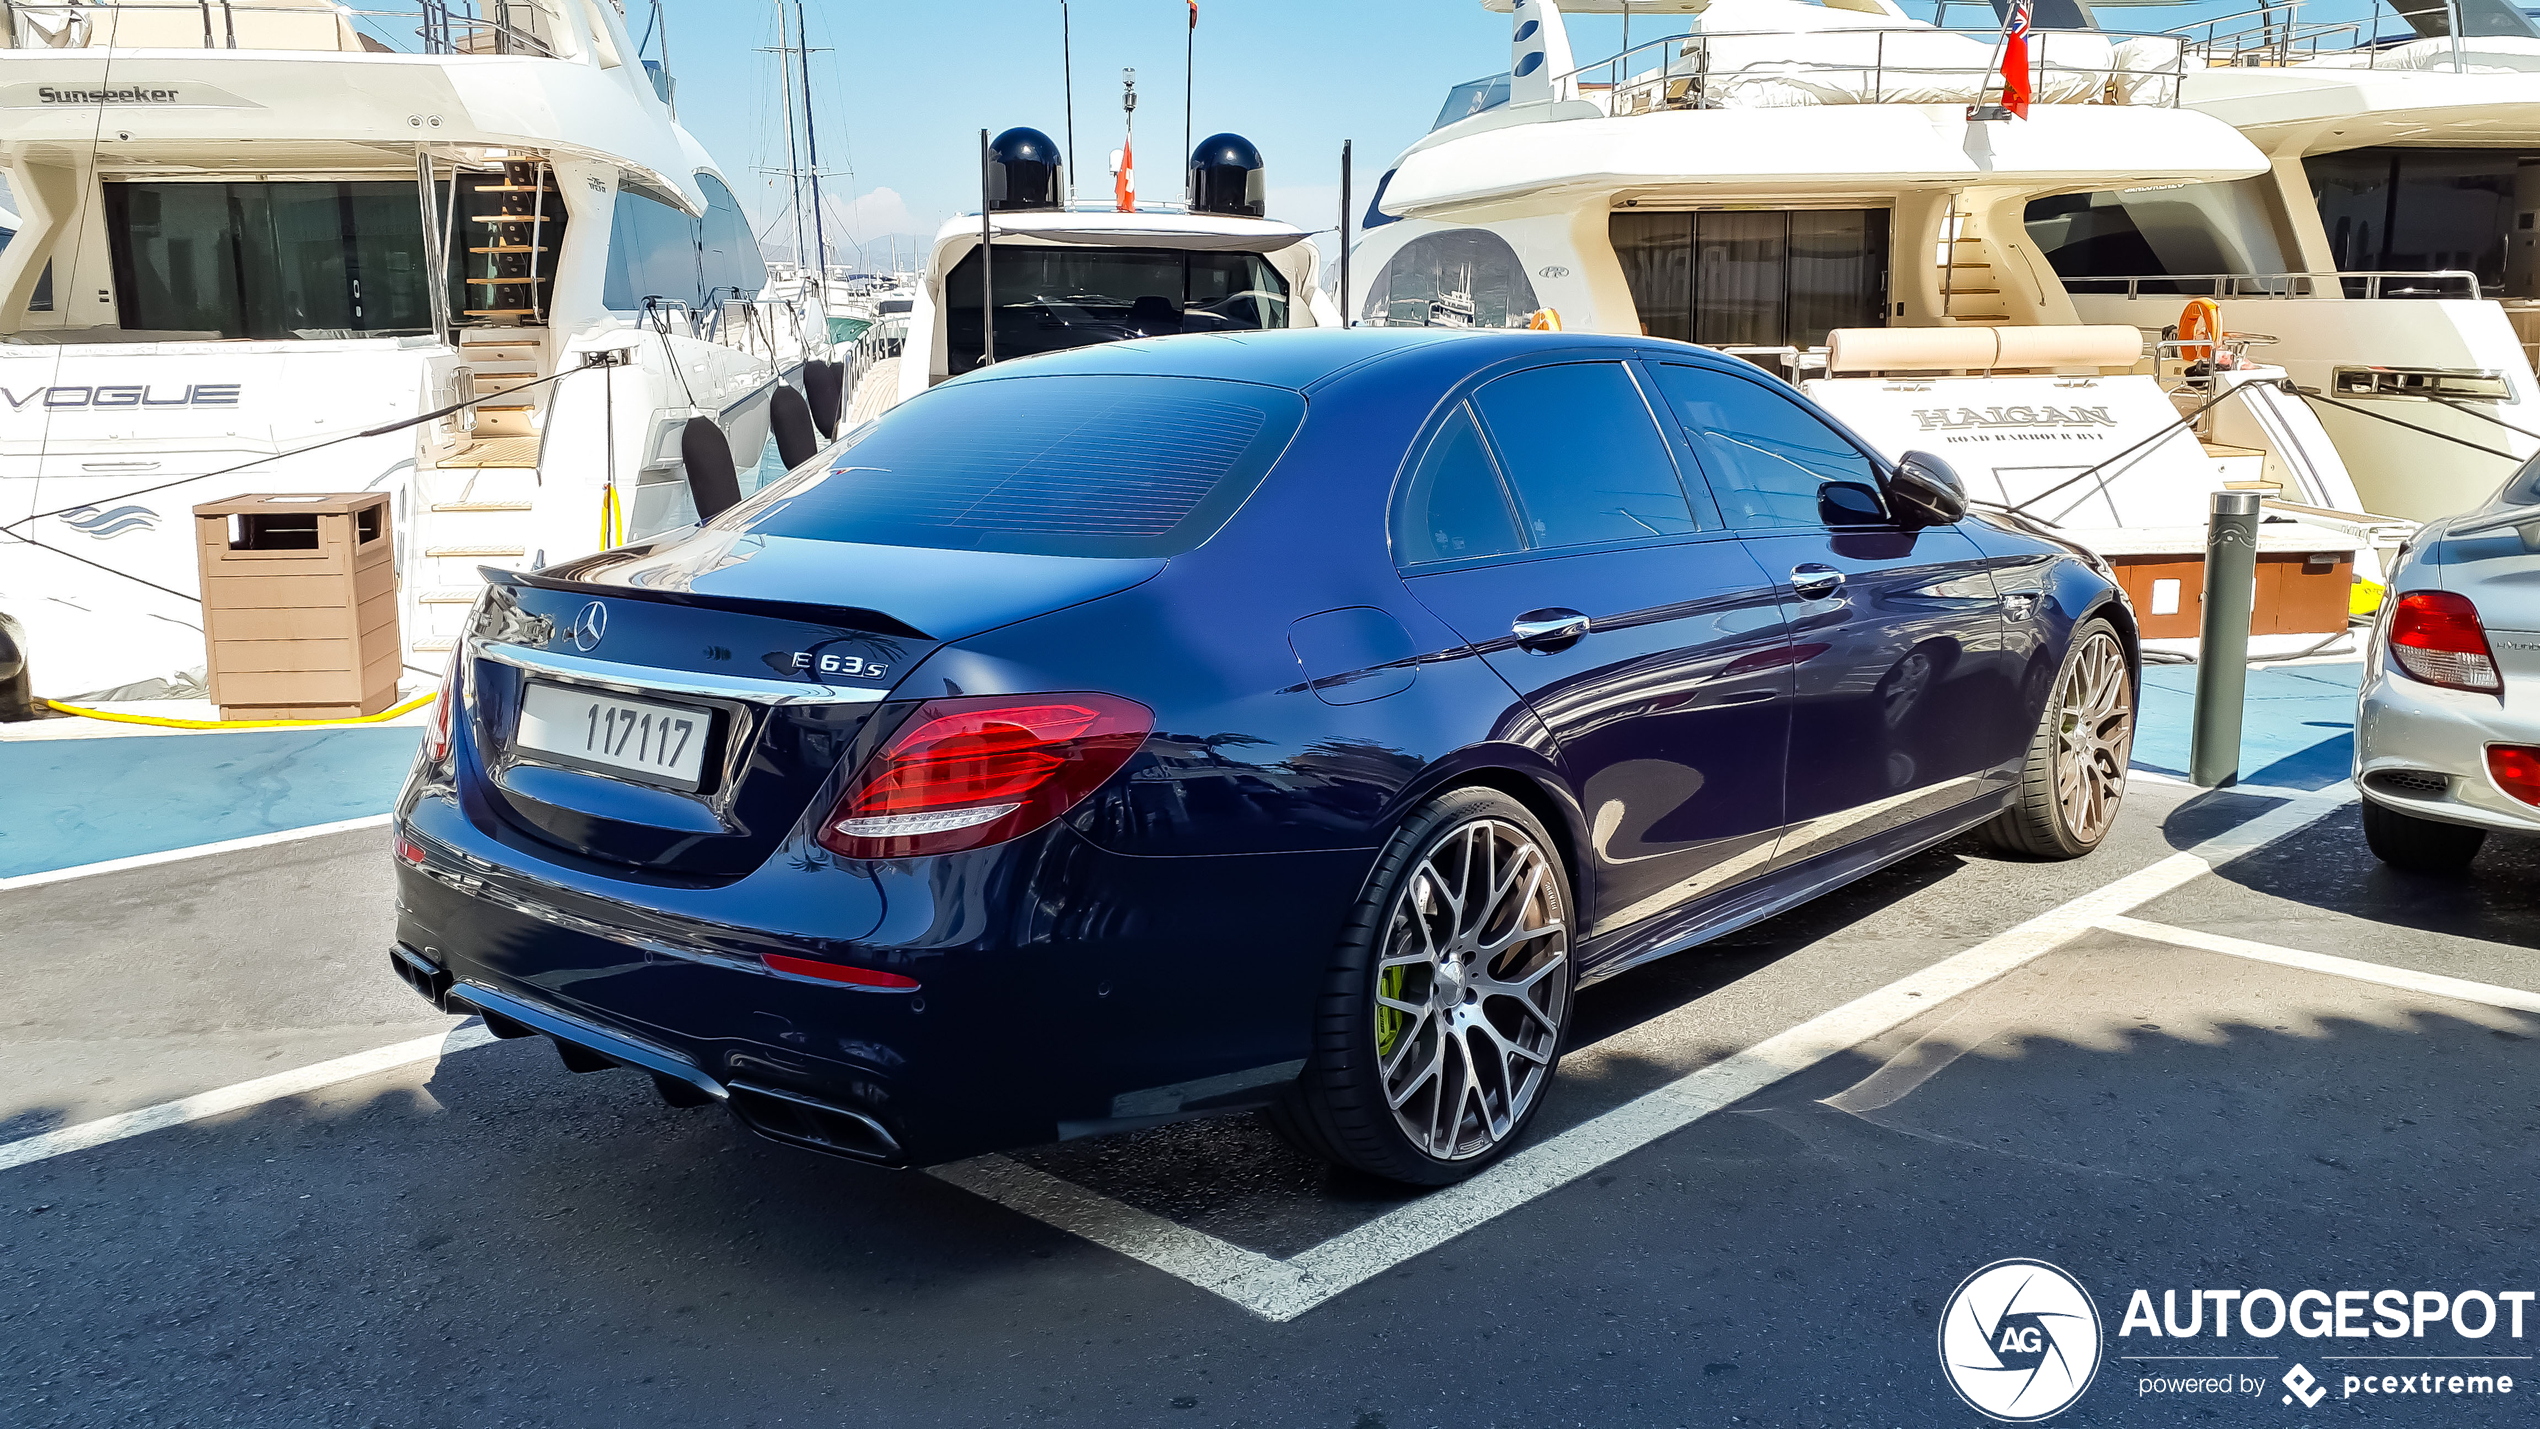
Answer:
xmin=715 ymin=374 xmax=1306 ymax=557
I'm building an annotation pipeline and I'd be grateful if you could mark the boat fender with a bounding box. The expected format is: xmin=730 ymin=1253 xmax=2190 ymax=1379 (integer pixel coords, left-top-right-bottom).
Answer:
xmin=0 ymin=611 xmax=33 ymax=722
xmin=804 ymin=359 xmax=845 ymax=439
xmin=771 ymin=384 xmax=821 ymax=471
xmin=681 ymin=417 xmax=743 ymax=522
xmin=2177 ymin=298 xmax=2221 ymax=367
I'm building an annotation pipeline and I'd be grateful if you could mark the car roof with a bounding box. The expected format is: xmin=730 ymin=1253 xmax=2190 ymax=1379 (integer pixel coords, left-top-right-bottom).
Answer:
xmin=944 ymin=327 xmax=1679 ymax=394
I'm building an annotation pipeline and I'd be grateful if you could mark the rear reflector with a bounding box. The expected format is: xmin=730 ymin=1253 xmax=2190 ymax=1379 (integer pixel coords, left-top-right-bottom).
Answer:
xmin=2387 ymin=590 xmax=2502 ymax=695
xmin=816 ymin=693 xmax=1152 ymax=859
xmin=764 ymin=952 xmax=922 ymax=990
xmin=393 ymin=831 xmax=426 ymax=865
xmin=2489 ymin=745 xmax=2540 ymax=808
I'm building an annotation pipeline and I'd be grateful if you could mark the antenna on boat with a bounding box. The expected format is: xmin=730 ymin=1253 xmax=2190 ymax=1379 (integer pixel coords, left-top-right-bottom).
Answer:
xmin=1060 ymin=0 xmax=1077 ymax=205
xmin=1339 ymin=139 xmax=1353 ymax=329
xmin=1117 ymin=69 xmax=1138 ymax=214
xmin=1184 ymin=1 xmax=1197 ymax=178
xmin=979 ymin=128 xmax=996 ymax=367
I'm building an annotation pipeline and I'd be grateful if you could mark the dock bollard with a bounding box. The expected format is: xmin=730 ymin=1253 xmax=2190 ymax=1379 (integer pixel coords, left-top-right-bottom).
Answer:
xmin=2189 ymin=489 xmax=2262 ymax=788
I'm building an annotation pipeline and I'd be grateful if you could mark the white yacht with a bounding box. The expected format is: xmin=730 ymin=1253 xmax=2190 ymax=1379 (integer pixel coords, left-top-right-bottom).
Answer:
xmin=0 ymin=0 xmax=841 ymax=703
xmin=1352 ymin=0 xmax=2406 ymax=655
xmin=2027 ymin=0 xmax=2540 ymax=520
xmin=849 ymin=125 xmax=1343 ymax=422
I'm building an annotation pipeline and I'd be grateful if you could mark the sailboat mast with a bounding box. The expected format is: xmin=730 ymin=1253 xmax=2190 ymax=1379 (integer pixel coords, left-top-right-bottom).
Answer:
xmin=774 ymin=0 xmax=806 ymax=279
xmin=797 ymin=0 xmax=829 ymax=281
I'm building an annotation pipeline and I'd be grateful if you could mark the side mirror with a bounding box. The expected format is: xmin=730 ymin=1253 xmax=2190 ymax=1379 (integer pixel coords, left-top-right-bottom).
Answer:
xmin=1817 ymin=480 xmax=1887 ymax=527
xmin=1887 ymin=450 xmax=1969 ymax=527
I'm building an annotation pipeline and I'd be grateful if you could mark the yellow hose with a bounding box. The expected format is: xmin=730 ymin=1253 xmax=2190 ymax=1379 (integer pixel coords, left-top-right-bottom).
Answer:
xmin=41 ymin=691 xmax=437 ymax=731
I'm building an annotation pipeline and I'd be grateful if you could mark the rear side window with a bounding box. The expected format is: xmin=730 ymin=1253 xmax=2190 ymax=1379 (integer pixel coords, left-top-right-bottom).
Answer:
xmin=722 ymin=374 xmax=1305 ymax=557
xmin=1470 ymin=363 xmax=1698 ymax=549
xmin=1393 ymin=404 xmax=1524 ymax=566
xmin=1648 ymin=363 xmax=1878 ymax=530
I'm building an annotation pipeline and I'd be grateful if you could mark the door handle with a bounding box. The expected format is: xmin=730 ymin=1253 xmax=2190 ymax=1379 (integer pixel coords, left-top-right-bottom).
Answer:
xmin=1511 ymin=608 xmax=1592 ymax=652
xmin=1790 ymin=564 xmax=1845 ymax=600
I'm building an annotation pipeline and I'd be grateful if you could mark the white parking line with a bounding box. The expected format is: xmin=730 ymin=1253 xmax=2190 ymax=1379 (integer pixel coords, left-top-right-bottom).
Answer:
xmin=0 ymin=1021 xmax=491 ymax=1174
xmin=0 ymin=814 xmax=393 ymax=893
xmin=2096 ymin=915 xmax=2540 ymax=1016
xmin=932 ymin=786 xmax=2360 ymax=1322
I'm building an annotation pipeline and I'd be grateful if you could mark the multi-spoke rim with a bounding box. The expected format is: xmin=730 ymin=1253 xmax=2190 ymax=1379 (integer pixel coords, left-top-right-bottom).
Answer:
xmin=1373 ymin=818 xmax=1569 ymax=1162
xmin=2054 ymin=631 xmax=2133 ymax=842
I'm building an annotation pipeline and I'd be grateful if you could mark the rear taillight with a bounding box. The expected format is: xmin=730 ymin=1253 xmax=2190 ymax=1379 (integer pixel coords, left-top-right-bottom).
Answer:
xmin=2490 ymin=745 xmax=2540 ymax=807
xmin=2387 ymin=590 xmax=2503 ymax=695
xmin=815 ymin=694 xmax=1152 ymax=859
xmin=420 ymin=654 xmax=463 ymax=763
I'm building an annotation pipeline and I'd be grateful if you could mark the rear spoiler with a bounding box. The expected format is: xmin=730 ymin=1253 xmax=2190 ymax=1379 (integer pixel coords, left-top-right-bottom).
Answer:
xmin=486 ymin=565 xmax=932 ymax=641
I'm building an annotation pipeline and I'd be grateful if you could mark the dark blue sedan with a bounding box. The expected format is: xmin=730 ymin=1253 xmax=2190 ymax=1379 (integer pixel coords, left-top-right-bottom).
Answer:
xmin=390 ymin=329 xmax=2138 ymax=1185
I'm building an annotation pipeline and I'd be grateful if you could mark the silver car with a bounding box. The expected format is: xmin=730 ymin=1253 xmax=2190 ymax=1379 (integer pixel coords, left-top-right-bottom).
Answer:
xmin=2355 ymin=460 xmax=2540 ymax=870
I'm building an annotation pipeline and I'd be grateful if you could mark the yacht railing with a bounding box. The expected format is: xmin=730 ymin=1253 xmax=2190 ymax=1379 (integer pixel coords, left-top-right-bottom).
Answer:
xmin=1555 ymin=27 xmax=2188 ymax=112
xmin=843 ymin=315 xmax=910 ymax=403
xmin=1 ymin=0 xmax=560 ymax=57
xmin=2064 ymin=269 xmax=2485 ymax=299
xmin=2170 ymin=0 xmax=2486 ymax=71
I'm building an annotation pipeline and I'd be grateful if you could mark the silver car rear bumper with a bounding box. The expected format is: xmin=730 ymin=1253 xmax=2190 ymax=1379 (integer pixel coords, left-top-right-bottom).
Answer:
xmin=2355 ymin=660 xmax=2540 ymax=834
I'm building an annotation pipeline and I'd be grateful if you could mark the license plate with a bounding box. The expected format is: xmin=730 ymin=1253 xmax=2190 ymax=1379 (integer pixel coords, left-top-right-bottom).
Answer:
xmin=515 ymin=681 xmax=712 ymax=791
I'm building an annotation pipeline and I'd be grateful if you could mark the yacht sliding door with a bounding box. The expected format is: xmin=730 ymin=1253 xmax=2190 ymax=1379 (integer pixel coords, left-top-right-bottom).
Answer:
xmin=1610 ymin=208 xmax=1888 ymax=348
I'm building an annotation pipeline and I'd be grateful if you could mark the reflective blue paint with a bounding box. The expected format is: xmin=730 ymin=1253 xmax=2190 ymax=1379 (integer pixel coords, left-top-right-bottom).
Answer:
xmin=392 ymin=330 xmax=2129 ymax=1166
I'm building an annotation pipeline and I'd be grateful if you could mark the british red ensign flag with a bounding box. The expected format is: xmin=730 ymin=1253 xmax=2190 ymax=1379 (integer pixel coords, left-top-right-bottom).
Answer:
xmin=2000 ymin=0 xmax=2034 ymax=118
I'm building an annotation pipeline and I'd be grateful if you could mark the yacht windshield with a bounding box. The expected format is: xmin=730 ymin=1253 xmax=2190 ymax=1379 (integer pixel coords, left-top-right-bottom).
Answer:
xmin=941 ymin=246 xmax=1289 ymax=376
xmin=1432 ymin=73 xmax=1511 ymax=132
xmin=103 ymin=181 xmax=447 ymax=340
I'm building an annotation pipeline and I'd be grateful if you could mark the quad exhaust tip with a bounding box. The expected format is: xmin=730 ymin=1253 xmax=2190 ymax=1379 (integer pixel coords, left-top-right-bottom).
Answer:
xmin=387 ymin=945 xmax=905 ymax=1167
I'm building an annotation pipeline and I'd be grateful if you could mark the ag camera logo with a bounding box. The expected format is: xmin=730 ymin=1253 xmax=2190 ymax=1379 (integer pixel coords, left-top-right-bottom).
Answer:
xmin=1940 ymin=1259 xmax=2104 ymax=1421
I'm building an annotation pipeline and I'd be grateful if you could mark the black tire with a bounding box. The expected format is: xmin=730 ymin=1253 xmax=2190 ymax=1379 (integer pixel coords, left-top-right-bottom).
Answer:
xmin=1979 ymin=616 xmax=2134 ymax=859
xmin=1270 ymin=786 xmax=1575 ymax=1186
xmin=2361 ymin=797 xmax=2487 ymax=872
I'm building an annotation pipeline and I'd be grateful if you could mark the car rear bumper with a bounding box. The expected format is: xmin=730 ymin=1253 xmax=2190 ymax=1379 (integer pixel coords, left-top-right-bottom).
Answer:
xmin=389 ymin=803 xmax=1368 ymax=1167
xmin=2354 ymin=665 xmax=2540 ymax=836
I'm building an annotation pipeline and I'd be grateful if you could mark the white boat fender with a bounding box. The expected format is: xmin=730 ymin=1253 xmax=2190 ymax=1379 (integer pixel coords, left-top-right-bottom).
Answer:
xmin=682 ymin=418 xmax=743 ymax=522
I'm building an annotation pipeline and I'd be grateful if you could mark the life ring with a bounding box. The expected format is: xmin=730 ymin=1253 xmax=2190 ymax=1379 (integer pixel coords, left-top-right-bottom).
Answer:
xmin=1528 ymin=307 xmax=1564 ymax=332
xmin=2177 ymin=297 xmax=2221 ymax=367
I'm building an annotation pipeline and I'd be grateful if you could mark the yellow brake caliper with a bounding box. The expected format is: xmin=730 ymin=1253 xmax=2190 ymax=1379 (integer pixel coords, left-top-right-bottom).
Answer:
xmin=1376 ymin=966 xmax=1406 ymax=1058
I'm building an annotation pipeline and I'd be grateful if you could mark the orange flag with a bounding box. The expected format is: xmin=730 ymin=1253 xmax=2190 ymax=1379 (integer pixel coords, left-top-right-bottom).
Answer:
xmin=1115 ymin=138 xmax=1135 ymax=212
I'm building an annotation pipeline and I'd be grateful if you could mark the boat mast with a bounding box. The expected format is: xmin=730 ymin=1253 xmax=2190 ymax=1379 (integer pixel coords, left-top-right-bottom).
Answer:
xmin=772 ymin=0 xmax=807 ymax=279
xmin=796 ymin=0 xmax=829 ymax=281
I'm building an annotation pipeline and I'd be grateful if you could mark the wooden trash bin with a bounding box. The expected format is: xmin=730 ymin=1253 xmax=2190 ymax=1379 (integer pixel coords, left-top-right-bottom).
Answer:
xmin=192 ymin=493 xmax=399 ymax=721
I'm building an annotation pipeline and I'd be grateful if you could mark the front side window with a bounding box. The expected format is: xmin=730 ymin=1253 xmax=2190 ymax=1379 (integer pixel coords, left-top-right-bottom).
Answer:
xmin=941 ymin=246 xmax=1289 ymax=376
xmin=1392 ymin=404 xmax=1523 ymax=567
xmin=603 ymin=186 xmax=701 ymax=311
xmin=696 ymin=174 xmax=766 ymax=300
xmin=1648 ymin=363 xmax=1877 ymax=530
xmin=1361 ymin=228 xmax=1540 ymax=329
xmin=1471 ymin=363 xmax=1697 ymax=549
xmin=717 ymin=374 xmax=1305 ymax=558
xmin=105 ymin=181 xmax=442 ymax=339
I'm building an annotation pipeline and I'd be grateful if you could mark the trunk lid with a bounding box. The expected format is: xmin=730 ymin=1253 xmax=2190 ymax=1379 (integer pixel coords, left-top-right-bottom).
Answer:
xmin=459 ymin=533 xmax=1163 ymax=878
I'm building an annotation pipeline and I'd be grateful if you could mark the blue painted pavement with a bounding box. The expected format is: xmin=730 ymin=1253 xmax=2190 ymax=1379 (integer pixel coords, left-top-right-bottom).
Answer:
xmin=2132 ymin=662 xmax=2361 ymax=792
xmin=0 ymin=658 xmax=2364 ymax=881
xmin=0 ymin=726 xmax=420 ymax=879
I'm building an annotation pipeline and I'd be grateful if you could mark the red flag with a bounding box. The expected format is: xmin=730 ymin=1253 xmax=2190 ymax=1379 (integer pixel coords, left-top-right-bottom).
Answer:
xmin=1188 ymin=1 xmax=1198 ymax=28
xmin=1999 ymin=0 xmax=2033 ymax=119
xmin=1115 ymin=138 xmax=1135 ymax=212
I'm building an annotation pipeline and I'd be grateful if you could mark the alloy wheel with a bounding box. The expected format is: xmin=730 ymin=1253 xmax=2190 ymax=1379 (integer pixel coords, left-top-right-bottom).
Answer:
xmin=1373 ymin=818 xmax=1569 ymax=1161
xmin=2054 ymin=631 xmax=2133 ymax=842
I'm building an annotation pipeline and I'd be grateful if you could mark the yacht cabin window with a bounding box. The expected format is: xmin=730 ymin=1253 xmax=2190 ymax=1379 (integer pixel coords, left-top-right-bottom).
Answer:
xmin=1359 ymin=229 xmax=1539 ymax=329
xmin=1610 ymin=210 xmax=1889 ymax=350
xmin=103 ymin=181 xmax=442 ymax=340
xmin=941 ymin=246 xmax=1289 ymax=376
xmin=603 ymin=175 xmax=767 ymax=312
